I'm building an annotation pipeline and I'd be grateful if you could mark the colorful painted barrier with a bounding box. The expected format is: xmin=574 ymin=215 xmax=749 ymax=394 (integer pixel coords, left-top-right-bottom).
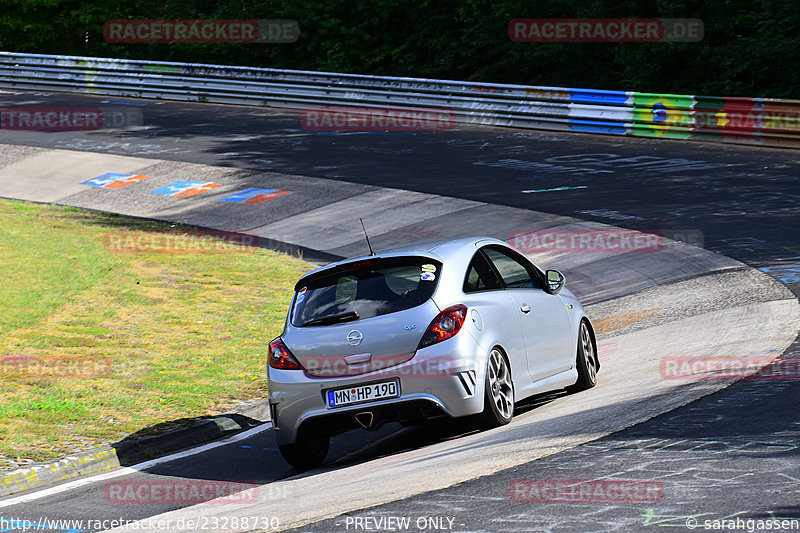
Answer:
xmin=1 ymin=52 xmax=799 ymax=149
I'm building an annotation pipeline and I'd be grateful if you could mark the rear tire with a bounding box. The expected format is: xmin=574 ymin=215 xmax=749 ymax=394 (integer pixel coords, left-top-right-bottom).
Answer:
xmin=480 ymin=348 xmax=514 ymax=427
xmin=567 ymin=320 xmax=598 ymax=393
xmin=277 ymin=427 xmax=330 ymax=469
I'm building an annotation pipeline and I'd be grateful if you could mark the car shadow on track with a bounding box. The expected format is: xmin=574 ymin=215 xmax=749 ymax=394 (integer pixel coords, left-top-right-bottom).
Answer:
xmin=112 ymin=413 xmax=264 ymax=467
xmin=131 ymin=389 xmax=568 ymax=490
xmin=316 ymin=391 xmax=567 ymax=474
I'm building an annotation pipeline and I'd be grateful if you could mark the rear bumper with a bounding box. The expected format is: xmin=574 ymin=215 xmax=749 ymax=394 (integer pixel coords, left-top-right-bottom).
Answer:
xmin=268 ymin=334 xmax=486 ymax=445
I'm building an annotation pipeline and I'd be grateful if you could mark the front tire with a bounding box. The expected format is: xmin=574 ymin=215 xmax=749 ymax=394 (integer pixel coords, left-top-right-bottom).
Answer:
xmin=277 ymin=426 xmax=330 ymax=469
xmin=480 ymin=348 xmax=514 ymax=427
xmin=567 ymin=320 xmax=598 ymax=393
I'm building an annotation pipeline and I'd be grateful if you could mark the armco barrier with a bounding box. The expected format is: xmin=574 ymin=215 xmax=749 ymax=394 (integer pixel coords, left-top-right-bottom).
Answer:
xmin=1 ymin=52 xmax=799 ymax=148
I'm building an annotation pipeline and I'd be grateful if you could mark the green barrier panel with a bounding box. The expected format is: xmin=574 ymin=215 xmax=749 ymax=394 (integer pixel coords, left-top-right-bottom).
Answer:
xmin=631 ymin=92 xmax=693 ymax=139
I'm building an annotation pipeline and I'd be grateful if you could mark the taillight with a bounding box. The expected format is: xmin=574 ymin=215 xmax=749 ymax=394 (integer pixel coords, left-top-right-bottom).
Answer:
xmin=268 ymin=337 xmax=303 ymax=370
xmin=418 ymin=304 xmax=468 ymax=350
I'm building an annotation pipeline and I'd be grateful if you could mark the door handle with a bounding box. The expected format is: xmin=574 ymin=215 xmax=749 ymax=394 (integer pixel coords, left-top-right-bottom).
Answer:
xmin=520 ymin=304 xmax=531 ymax=314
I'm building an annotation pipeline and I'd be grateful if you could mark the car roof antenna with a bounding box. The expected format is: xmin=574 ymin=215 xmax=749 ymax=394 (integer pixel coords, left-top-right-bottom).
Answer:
xmin=360 ymin=218 xmax=376 ymax=256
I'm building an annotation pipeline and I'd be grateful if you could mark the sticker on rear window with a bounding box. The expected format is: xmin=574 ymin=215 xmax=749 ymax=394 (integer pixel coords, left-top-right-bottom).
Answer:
xmin=421 ymin=264 xmax=436 ymax=273
xmin=292 ymin=256 xmax=439 ymax=327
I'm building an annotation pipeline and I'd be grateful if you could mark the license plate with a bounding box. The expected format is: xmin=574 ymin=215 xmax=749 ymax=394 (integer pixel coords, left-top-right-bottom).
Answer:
xmin=327 ymin=380 xmax=399 ymax=408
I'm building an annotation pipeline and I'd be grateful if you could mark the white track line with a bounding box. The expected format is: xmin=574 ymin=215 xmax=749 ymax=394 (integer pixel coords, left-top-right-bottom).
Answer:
xmin=0 ymin=422 xmax=273 ymax=508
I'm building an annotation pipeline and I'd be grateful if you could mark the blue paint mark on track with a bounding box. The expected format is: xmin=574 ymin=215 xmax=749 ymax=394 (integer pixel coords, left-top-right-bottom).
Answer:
xmin=758 ymin=263 xmax=800 ymax=284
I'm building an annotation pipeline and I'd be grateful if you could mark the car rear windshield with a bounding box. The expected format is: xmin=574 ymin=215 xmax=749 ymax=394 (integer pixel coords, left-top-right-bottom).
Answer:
xmin=292 ymin=256 xmax=442 ymax=327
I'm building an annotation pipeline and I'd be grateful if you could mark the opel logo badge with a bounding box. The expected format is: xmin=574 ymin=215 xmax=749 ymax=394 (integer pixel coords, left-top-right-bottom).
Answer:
xmin=347 ymin=330 xmax=363 ymax=346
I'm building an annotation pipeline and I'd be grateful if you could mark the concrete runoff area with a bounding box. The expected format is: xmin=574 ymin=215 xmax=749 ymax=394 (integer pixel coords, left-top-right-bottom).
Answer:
xmin=0 ymin=149 xmax=159 ymax=203
xmin=0 ymin=144 xmax=797 ymax=530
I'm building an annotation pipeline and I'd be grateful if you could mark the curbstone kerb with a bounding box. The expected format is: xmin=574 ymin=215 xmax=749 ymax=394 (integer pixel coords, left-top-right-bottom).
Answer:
xmin=0 ymin=448 xmax=119 ymax=497
xmin=0 ymin=409 xmax=269 ymax=499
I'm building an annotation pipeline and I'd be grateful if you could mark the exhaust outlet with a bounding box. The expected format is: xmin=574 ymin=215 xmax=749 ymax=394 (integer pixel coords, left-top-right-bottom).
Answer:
xmin=354 ymin=411 xmax=375 ymax=429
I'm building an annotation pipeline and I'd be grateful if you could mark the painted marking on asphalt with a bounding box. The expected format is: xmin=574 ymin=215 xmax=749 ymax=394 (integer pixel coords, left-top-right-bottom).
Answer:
xmin=219 ymin=188 xmax=290 ymax=205
xmin=598 ymin=342 xmax=619 ymax=356
xmin=150 ymin=181 xmax=220 ymax=198
xmin=80 ymin=173 xmax=148 ymax=189
xmin=522 ymin=186 xmax=588 ymax=193
xmin=54 ymin=139 xmax=192 ymax=156
xmin=576 ymin=208 xmax=644 ymax=221
xmin=0 ymin=423 xmax=272 ymax=508
xmin=758 ymin=262 xmax=800 ymax=284
xmin=100 ymin=99 xmax=147 ymax=107
xmin=476 ymin=159 xmax=612 ymax=175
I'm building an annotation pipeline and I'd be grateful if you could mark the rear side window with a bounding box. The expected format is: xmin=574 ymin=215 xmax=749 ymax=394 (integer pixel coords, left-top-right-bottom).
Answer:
xmin=292 ymin=257 xmax=441 ymax=327
xmin=463 ymin=251 xmax=502 ymax=293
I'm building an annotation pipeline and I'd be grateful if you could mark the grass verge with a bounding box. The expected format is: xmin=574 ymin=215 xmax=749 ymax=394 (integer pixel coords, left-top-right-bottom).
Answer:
xmin=0 ymin=198 xmax=312 ymax=464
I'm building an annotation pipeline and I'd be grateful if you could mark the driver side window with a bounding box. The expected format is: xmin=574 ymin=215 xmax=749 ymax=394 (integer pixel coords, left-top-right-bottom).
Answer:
xmin=482 ymin=246 xmax=546 ymax=290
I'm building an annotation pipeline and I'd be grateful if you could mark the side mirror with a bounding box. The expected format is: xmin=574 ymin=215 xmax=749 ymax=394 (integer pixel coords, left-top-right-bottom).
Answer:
xmin=545 ymin=270 xmax=565 ymax=295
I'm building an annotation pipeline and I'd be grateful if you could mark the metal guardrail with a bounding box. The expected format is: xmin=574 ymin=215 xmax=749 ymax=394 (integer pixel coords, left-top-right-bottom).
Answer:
xmin=1 ymin=51 xmax=799 ymax=148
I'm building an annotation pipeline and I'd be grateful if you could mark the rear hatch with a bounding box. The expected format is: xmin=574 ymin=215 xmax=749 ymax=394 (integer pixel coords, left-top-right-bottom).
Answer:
xmin=283 ymin=256 xmax=442 ymax=378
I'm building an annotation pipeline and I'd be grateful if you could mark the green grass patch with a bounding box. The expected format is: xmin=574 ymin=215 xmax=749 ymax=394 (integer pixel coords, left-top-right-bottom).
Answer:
xmin=0 ymin=199 xmax=313 ymax=463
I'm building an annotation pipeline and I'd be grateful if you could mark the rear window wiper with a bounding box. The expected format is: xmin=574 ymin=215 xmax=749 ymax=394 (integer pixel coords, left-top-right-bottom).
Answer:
xmin=302 ymin=311 xmax=360 ymax=327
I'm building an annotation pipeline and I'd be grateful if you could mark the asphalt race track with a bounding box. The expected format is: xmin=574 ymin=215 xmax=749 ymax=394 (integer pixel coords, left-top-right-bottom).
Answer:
xmin=1 ymin=90 xmax=800 ymax=532
xmin=2 ymin=91 xmax=799 ymax=267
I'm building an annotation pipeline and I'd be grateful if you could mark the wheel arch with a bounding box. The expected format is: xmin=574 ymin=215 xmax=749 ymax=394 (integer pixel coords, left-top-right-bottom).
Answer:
xmin=486 ymin=343 xmax=515 ymax=401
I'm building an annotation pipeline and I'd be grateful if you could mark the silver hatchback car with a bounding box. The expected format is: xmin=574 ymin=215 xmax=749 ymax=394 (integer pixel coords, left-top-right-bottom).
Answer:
xmin=267 ymin=237 xmax=598 ymax=468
